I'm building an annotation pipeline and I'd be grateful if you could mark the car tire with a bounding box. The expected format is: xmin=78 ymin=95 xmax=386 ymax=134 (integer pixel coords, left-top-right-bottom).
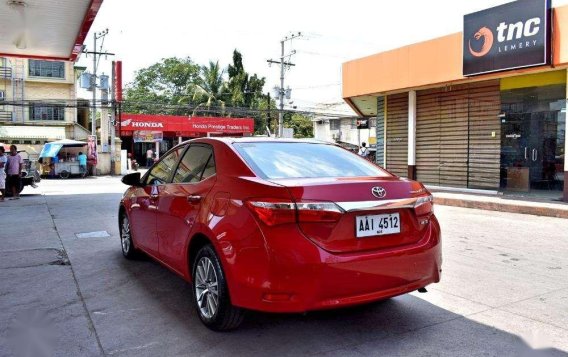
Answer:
xmin=119 ymin=213 xmax=139 ymax=259
xmin=59 ymin=170 xmax=70 ymax=179
xmin=192 ymin=244 xmax=245 ymax=331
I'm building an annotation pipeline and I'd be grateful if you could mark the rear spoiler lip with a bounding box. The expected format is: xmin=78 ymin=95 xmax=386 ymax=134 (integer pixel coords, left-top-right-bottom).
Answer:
xmin=337 ymin=196 xmax=432 ymax=212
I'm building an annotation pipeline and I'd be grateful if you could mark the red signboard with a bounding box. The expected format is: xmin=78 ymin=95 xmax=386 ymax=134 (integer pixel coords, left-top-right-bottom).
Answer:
xmin=119 ymin=114 xmax=254 ymax=135
xmin=114 ymin=61 xmax=123 ymax=102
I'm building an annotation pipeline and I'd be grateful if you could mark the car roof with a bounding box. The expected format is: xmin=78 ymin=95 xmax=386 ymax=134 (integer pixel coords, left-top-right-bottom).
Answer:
xmin=192 ymin=137 xmax=334 ymax=145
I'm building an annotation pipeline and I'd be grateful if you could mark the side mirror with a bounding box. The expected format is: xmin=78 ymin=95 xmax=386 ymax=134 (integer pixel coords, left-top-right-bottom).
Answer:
xmin=122 ymin=172 xmax=143 ymax=187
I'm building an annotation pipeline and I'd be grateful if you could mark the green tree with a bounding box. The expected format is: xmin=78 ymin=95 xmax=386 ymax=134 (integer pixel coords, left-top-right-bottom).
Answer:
xmin=227 ymin=50 xmax=267 ymax=133
xmin=123 ymin=51 xmax=269 ymax=132
xmin=284 ymin=112 xmax=314 ymax=138
xmin=191 ymin=61 xmax=228 ymax=116
xmin=124 ymin=57 xmax=200 ymax=114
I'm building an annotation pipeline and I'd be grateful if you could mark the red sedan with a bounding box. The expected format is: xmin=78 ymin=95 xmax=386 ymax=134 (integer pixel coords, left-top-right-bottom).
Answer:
xmin=119 ymin=138 xmax=442 ymax=331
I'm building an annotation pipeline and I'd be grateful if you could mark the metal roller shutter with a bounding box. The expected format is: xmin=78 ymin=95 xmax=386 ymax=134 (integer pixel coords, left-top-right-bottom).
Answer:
xmin=375 ymin=96 xmax=385 ymax=167
xmin=416 ymin=88 xmax=441 ymax=186
xmin=467 ymin=81 xmax=501 ymax=189
xmin=439 ymin=84 xmax=469 ymax=187
xmin=415 ymin=80 xmax=501 ymax=188
xmin=386 ymin=93 xmax=408 ymax=177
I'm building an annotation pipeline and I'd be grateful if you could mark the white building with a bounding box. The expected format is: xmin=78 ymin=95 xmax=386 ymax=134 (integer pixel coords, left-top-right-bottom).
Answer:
xmin=313 ymin=116 xmax=377 ymax=151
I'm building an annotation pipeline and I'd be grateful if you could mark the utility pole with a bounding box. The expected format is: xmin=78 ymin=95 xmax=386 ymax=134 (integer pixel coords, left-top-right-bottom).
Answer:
xmin=81 ymin=29 xmax=114 ymax=176
xmin=84 ymin=29 xmax=114 ymax=135
xmin=267 ymin=32 xmax=301 ymax=137
xmin=266 ymin=92 xmax=271 ymax=136
xmin=110 ymin=61 xmax=116 ymax=175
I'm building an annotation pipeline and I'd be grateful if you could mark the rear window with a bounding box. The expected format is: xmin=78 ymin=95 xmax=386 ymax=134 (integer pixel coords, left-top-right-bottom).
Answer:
xmin=233 ymin=142 xmax=390 ymax=179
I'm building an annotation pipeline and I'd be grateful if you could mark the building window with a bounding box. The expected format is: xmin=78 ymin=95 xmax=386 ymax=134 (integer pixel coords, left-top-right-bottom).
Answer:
xmin=0 ymin=90 xmax=5 ymax=101
xmin=330 ymin=120 xmax=340 ymax=130
xmin=28 ymin=60 xmax=65 ymax=78
xmin=350 ymin=119 xmax=357 ymax=129
xmin=30 ymin=106 xmax=65 ymax=121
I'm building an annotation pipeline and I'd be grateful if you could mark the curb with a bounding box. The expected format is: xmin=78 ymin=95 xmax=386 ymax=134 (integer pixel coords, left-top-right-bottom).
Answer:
xmin=434 ymin=196 xmax=568 ymax=219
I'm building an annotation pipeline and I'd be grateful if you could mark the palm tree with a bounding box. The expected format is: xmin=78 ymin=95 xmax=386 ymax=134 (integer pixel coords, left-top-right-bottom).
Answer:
xmin=191 ymin=61 xmax=227 ymax=116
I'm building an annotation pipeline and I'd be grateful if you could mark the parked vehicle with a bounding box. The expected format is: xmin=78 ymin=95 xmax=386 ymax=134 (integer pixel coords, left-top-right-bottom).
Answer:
xmin=119 ymin=138 xmax=442 ymax=331
xmin=0 ymin=146 xmax=40 ymax=197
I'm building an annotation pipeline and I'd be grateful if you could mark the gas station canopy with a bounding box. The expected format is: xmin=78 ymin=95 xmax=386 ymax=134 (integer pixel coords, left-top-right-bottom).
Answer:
xmin=0 ymin=0 xmax=103 ymax=61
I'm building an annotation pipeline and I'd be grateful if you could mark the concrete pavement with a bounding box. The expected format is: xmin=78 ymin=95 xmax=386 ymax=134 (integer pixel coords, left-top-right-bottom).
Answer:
xmin=1 ymin=177 xmax=567 ymax=356
xmin=432 ymin=191 xmax=568 ymax=219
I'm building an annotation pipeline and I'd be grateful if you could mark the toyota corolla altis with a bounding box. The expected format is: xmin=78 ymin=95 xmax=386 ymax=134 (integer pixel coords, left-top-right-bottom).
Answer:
xmin=118 ymin=138 xmax=442 ymax=330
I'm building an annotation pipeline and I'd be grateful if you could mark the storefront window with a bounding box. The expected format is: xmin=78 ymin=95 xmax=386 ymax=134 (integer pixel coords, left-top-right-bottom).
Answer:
xmin=500 ymin=84 xmax=566 ymax=195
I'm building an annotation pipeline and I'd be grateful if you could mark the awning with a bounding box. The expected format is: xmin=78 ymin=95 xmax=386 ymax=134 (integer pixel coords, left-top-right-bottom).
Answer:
xmin=39 ymin=139 xmax=86 ymax=158
xmin=39 ymin=143 xmax=63 ymax=158
xmin=0 ymin=0 xmax=103 ymax=61
xmin=0 ymin=125 xmax=66 ymax=140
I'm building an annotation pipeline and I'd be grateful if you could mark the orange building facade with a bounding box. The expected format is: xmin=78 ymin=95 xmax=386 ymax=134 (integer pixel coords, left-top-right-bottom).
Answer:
xmin=343 ymin=1 xmax=568 ymax=201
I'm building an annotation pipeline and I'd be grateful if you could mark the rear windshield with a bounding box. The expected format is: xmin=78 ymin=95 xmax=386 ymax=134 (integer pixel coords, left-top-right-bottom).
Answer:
xmin=233 ymin=142 xmax=390 ymax=179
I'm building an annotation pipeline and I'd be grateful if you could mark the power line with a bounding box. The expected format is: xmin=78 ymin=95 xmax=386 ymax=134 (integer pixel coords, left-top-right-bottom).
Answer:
xmin=0 ymin=99 xmax=354 ymax=118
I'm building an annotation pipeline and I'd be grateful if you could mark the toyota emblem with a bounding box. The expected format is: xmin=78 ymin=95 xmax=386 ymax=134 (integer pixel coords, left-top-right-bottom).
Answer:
xmin=371 ymin=186 xmax=386 ymax=199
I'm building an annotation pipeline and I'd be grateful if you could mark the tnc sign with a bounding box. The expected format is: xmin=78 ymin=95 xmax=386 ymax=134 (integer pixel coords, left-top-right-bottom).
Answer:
xmin=496 ymin=18 xmax=541 ymax=41
xmin=463 ymin=0 xmax=550 ymax=76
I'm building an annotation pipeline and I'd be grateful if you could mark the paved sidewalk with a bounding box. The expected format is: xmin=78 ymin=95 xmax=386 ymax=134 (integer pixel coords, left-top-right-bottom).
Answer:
xmin=432 ymin=191 xmax=568 ymax=219
xmin=0 ymin=184 xmax=103 ymax=356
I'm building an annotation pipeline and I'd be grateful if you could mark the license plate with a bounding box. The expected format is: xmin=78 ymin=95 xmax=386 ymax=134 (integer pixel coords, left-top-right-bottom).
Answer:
xmin=356 ymin=213 xmax=401 ymax=238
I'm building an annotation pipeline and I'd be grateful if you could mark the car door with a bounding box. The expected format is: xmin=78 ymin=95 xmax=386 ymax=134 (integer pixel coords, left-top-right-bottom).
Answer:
xmin=155 ymin=144 xmax=217 ymax=272
xmin=130 ymin=146 xmax=185 ymax=256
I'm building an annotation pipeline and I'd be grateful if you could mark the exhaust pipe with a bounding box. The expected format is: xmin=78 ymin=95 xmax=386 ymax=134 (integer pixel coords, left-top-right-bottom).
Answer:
xmin=417 ymin=287 xmax=428 ymax=293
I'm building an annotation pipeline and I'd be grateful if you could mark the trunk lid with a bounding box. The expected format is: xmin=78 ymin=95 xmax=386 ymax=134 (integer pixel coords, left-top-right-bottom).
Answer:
xmin=270 ymin=176 xmax=433 ymax=253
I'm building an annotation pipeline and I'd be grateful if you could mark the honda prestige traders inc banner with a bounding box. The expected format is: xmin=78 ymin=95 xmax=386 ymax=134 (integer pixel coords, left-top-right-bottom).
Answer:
xmin=463 ymin=0 xmax=550 ymax=76
xmin=120 ymin=114 xmax=254 ymax=135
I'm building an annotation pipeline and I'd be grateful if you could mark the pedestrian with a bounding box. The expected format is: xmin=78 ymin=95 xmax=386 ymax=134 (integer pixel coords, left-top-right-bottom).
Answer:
xmin=146 ymin=148 xmax=154 ymax=168
xmin=358 ymin=142 xmax=369 ymax=158
xmin=78 ymin=151 xmax=87 ymax=177
xmin=0 ymin=147 xmax=6 ymax=202
xmin=6 ymin=145 xmax=24 ymax=200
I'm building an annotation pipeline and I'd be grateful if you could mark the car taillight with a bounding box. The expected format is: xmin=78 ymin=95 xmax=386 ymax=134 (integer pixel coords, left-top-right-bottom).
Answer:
xmin=246 ymin=199 xmax=343 ymax=226
xmin=296 ymin=202 xmax=343 ymax=223
xmin=414 ymin=195 xmax=434 ymax=216
xmin=246 ymin=200 xmax=296 ymax=226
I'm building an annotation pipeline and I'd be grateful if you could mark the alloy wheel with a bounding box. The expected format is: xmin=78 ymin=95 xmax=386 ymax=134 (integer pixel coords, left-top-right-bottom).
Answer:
xmin=194 ymin=257 xmax=219 ymax=319
xmin=121 ymin=216 xmax=131 ymax=254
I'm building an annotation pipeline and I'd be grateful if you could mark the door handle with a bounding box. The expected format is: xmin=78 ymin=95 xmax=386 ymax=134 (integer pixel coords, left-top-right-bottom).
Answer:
xmin=524 ymin=147 xmax=528 ymax=160
xmin=532 ymin=149 xmax=537 ymax=161
xmin=187 ymin=195 xmax=202 ymax=204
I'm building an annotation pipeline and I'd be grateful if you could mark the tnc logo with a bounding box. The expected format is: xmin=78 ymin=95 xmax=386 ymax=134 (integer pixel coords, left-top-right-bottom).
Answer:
xmin=468 ymin=17 xmax=541 ymax=57
xmin=371 ymin=186 xmax=386 ymax=199
xmin=469 ymin=27 xmax=494 ymax=57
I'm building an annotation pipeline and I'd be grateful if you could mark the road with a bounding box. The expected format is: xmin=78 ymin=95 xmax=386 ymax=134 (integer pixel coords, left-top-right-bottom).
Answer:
xmin=1 ymin=176 xmax=567 ymax=357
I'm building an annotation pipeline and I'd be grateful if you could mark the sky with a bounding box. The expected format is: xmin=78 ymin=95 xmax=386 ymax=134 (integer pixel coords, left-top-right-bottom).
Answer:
xmin=77 ymin=0 xmax=568 ymax=115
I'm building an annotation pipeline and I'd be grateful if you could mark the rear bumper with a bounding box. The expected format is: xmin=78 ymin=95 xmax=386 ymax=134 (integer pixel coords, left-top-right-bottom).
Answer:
xmin=229 ymin=216 xmax=442 ymax=313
